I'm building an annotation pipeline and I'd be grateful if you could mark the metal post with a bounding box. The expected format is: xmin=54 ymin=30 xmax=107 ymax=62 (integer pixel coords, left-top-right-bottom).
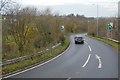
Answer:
xmin=97 ymin=4 xmax=99 ymax=37
xmin=88 ymin=18 xmax=89 ymax=34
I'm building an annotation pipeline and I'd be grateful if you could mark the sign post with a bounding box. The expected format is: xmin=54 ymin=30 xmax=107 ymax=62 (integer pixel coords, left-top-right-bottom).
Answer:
xmin=60 ymin=25 xmax=64 ymax=30
xmin=60 ymin=25 xmax=65 ymax=33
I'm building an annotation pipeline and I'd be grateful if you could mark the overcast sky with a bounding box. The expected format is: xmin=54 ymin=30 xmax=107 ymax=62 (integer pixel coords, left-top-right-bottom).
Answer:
xmin=16 ymin=0 xmax=119 ymax=17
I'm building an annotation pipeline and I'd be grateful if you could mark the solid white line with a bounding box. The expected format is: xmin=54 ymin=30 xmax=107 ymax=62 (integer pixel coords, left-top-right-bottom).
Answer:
xmin=3 ymin=43 xmax=71 ymax=79
xmin=82 ymin=54 xmax=91 ymax=68
xmin=95 ymin=54 xmax=102 ymax=69
xmin=88 ymin=45 xmax=92 ymax=52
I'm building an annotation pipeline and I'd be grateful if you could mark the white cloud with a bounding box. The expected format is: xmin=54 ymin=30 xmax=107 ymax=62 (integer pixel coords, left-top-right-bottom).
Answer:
xmin=18 ymin=0 xmax=118 ymax=11
xmin=17 ymin=0 xmax=119 ymax=5
xmin=19 ymin=0 xmax=64 ymax=6
xmin=15 ymin=0 xmax=119 ymax=17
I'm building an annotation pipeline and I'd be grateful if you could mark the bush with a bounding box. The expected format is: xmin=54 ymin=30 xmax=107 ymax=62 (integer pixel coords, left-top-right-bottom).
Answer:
xmin=60 ymin=35 xmax=65 ymax=44
xmin=90 ymin=32 xmax=96 ymax=37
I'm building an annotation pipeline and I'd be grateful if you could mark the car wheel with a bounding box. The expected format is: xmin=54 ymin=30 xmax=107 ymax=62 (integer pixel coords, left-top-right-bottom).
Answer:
xmin=82 ymin=41 xmax=84 ymax=44
xmin=75 ymin=41 xmax=77 ymax=44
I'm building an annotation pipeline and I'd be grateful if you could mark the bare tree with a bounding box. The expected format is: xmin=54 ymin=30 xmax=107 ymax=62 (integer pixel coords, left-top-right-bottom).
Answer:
xmin=0 ymin=0 xmax=16 ymax=14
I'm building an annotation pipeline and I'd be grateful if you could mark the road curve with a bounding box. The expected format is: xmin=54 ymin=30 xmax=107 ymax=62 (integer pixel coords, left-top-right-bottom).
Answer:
xmin=7 ymin=34 xmax=118 ymax=78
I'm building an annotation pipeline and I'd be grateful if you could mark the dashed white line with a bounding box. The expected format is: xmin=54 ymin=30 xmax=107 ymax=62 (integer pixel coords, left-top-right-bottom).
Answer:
xmin=88 ymin=45 xmax=92 ymax=52
xmin=84 ymin=41 xmax=92 ymax=52
xmin=84 ymin=39 xmax=102 ymax=69
xmin=82 ymin=54 xmax=91 ymax=68
xmin=84 ymin=41 xmax=88 ymax=44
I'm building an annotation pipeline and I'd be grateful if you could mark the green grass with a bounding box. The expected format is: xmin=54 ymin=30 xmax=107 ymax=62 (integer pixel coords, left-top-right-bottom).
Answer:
xmin=2 ymin=38 xmax=70 ymax=76
xmin=86 ymin=35 xmax=119 ymax=50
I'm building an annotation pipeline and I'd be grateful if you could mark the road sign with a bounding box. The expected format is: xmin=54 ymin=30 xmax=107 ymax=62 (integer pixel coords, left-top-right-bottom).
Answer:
xmin=106 ymin=22 xmax=113 ymax=32
xmin=60 ymin=25 xmax=64 ymax=30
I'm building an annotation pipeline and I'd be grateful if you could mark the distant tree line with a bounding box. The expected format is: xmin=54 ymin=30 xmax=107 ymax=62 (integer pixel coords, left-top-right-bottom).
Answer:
xmin=2 ymin=1 xmax=118 ymax=60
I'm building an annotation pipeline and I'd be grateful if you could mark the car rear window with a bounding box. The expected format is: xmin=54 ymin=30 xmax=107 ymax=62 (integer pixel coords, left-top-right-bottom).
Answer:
xmin=78 ymin=37 xmax=83 ymax=39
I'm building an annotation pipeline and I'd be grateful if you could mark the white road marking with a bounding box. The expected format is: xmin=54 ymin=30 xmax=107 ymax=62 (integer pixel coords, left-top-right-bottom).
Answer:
xmin=95 ymin=54 xmax=102 ymax=68
xmin=3 ymin=43 xmax=71 ymax=79
xmin=84 ymin=41 xmax=92 ymax=52
xmin=82 ymin=54 xmax=91 ymax=68
xmin=84 ymin=41 xmax=88 ymax=44
xmin=88 ymin=45 xmax=92 ymax=52
xmin=67 ymin=77 xmax=71 ymax=80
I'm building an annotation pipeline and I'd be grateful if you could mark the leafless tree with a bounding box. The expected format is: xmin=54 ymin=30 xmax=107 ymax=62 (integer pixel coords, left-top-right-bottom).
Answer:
xmin=0 ymin=0 xmax=16 ymax=14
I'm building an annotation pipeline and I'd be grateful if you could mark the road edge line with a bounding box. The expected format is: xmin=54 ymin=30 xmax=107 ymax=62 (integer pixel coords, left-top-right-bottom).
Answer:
xmin=3 ymin=42 xmax=71 ymax=79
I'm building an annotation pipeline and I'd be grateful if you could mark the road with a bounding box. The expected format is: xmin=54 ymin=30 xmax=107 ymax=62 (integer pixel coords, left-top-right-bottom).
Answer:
xmin=7 ymin=34 xmax=118 ymax=78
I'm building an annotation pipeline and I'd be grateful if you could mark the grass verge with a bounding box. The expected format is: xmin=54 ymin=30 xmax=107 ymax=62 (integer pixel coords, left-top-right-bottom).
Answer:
xmin=86 ymin=35 xmax=119 ymax=50
xmin=2 ymin=38 xmax=70 ymax=76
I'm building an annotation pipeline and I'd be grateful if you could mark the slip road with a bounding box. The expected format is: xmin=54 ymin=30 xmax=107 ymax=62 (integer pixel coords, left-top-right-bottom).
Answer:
xmin=4 ymin=34 xmax=118 ymax=78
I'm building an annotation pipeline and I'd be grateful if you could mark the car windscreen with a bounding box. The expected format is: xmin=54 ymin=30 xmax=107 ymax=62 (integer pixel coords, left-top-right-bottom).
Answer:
xmin=78 ymin=37 xmax=83 ymax=39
